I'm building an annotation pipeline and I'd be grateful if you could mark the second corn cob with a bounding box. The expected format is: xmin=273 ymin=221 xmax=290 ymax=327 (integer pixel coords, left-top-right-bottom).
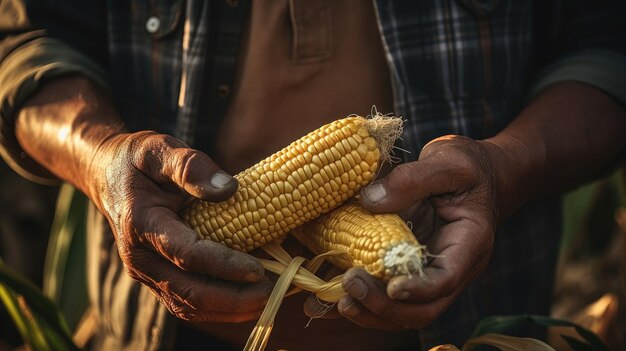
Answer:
xmin=182 ymin=116 xmax=403 ymax=252
xmin=293 ymin=203 xmax=428 ymax=281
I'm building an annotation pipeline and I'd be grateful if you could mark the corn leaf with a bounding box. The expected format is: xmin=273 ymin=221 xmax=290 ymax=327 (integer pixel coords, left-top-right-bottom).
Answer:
xmin=573 ymin=326 xmax=609 ymax=351
xmin=561 ymin=335 xmax=595 ymax=351
xmin=462 ymin=333 xmax=555 ymax=351
xmin=43 ymin=183 xmax=89 ymax=330
xmin=0 ymin=285 xmax=49 ymax=350
xmin=0 ymin=260 xmax=79 ymax=350
xmin=470 ymin=315 xmax=608 ymax=351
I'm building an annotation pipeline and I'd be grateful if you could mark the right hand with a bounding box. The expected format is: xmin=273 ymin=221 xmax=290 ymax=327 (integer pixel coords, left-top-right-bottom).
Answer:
xmin=86 ymin=131 xmax=273 ymax=322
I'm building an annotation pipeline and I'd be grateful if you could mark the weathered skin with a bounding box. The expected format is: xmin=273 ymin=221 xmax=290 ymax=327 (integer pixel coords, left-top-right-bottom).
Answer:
xmin=15 ymin=75 xmax=274 ymax=322
xmin=304 ymin=82 xmax=626 ymax=330
xmin=14 ymin=76 xmax=626 ymax=331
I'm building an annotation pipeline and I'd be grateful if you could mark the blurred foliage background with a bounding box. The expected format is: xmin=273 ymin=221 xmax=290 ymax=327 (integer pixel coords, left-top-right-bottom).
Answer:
xmin=0 ymin=161 xmax=57 ymax=350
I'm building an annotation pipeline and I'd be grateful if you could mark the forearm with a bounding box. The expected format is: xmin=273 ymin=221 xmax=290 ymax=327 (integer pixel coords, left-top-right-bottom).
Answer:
xmin=15 ymin=75 xmax=125 ymax=200
xmin=486 ymin=81 xmax=626 ymax=220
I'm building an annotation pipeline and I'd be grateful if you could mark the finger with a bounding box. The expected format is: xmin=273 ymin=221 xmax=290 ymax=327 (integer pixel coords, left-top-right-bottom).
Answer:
xmin=398 ymin=199 xmax=438 ymax=243
xmin=303 ymin=294 xmax=342 ymax=319
xmin=337 ymin=270 xmax=408 ymax=329
xmin=132 ymin=133 xmax=238 ymax=202
xmin=337 ymin=296 xmax=405 ymax=330
xmin=138 ymin=206 xmax=266 ymax=282
xmin=162 ymin=147 xmax=238 ymax=202
xmin=124 ymin=247 xmax=273 ymax=322
xmin=339 ymin=294 xmax=458 ymax=330
xmin=151 ymin=283 xmax=269 ymax=323
xmin=339 ymin=269 xmax=452 ymax=329
xmin=385 ymin=220 xmax=492 ymax=303
xmin=359 ymin=159 xmax=473 ymax=213
xmin=340 ymin=268 xmax=393 ymax=318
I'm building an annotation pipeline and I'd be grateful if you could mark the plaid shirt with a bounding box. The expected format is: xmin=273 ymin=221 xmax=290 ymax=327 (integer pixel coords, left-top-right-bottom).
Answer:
xmin=1 ymin=0 xmax=625 ymax=349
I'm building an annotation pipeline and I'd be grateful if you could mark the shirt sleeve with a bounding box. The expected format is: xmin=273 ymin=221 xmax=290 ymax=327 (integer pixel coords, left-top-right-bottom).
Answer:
xmin=528 ymin=0 xmax=626 ymax=105
xmin=0 ymin=0 xmax=108 ymax=184
xmin=530 ymin=49 xmax=626 ymax=105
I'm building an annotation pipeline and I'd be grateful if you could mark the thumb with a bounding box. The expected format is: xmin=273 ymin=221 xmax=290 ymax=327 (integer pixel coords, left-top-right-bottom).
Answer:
xmin=132 ymin=133 xmax=238 ymax=202
xmin=359 ymin=160 xmax=464 ymax=213
xmin=164 ymin=147 xmax=238 ymax=202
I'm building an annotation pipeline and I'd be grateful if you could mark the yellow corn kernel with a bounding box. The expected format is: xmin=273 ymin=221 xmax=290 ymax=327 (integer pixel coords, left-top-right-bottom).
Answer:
xmin=181 ymin=116 xmax=403 ymax=252
xmin=292 ymin=203 xmax=428 ymax=281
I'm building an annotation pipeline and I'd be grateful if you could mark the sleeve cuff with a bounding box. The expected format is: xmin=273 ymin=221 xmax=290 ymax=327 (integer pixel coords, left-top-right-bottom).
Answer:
xmin=0 ymin=37 xmax=107 ymax=184
xmin=529 ymin=49 xmax=626 ymax=106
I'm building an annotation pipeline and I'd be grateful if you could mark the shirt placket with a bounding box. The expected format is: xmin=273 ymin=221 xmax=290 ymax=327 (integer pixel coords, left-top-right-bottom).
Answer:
xmin=192 ymin=0 xmax=249 ymax=155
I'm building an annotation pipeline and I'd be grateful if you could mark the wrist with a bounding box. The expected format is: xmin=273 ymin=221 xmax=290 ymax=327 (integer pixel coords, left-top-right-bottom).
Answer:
xmin=15 ymin=75 xmax=127 ymax=196
xmin=479 ymin=134 xmax=544 ymax=222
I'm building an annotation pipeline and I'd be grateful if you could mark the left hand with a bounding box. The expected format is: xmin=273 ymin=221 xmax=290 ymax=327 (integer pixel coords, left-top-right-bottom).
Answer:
xmin=305 ymin=135 xmax=504 ymax=329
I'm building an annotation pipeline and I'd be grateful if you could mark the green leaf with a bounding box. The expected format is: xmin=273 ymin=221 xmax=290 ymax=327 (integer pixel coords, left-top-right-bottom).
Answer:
xmin=0 ymin=284 xmax=49 ymax=350
xmin=562 ymin=335 xmax=595 ymax=351
xmin=574 ymin=326 xmax=609 ymax=351
xmin=462 ymin=333 xmax=555 ymax=351
xmin=0 ymin=260 xmax=79 ymax=350
xmin=470 ymin=315 xmax=609 ymax=351
xmin=43 ymin=183 xmax=89 ymax=330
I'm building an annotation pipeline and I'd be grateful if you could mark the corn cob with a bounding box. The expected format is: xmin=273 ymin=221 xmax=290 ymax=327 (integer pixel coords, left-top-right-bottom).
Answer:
xmin=292 ymin=203 xmax=428 ymax=281
xmin=182 ymin=116 xmax=402 ymax=252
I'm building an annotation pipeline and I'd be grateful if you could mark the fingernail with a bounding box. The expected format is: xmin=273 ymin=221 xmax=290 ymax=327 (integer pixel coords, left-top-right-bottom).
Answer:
xmin=338 ymin=297 xmax=358 ymax=316
xmin=210 ymin=171 xmax=234 ymax=189
xmin=305 ymin=300 xmax=328 ymax=318
xmin=362 ymin=183 xmax=386 ymax=204
xmin=244 ymin=271 xmax=262 ymax=282
xmin=344 ymin=277 xmax=367 ymax=300
xmin=391 ymin=291 xmax=410 ymax=300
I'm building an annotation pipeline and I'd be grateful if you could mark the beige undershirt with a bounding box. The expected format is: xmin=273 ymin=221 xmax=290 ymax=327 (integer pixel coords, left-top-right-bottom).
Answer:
xmin=214 ymin=0 xmax=393 ymax=174
xmin=197 ymin=1 xmax=418 ymax=350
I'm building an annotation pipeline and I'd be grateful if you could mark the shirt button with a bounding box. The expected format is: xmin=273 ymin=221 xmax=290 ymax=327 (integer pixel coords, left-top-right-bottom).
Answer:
xmin=226 ymin=0 xmax=239 ymax=8
xmin=217 ymin=84 xmax=230 ymax=98
xmin=145 ymin=16 xmax=161 ymax=34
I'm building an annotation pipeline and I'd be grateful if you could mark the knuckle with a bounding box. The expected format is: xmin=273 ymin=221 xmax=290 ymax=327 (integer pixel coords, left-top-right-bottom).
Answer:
xmin=161 ymin=134 xmax=189 ymax=148
xmin=119 ymin=208 xmax=145 ymax=245
xmin=425 ymin=139 xmax=482 ymax=181
xmin=454 ymin=154 xmax=477 ymax=177
xmin=129 ymin=132 xmax=192 ymax=177
xmin=123 ymin=265 xmax=141 ymax=281
xmin=119 ymin=243 xmax=152 ymax=276
xmin=179 ymin=285 xmax=201 ymax=308
xmin=172 ymin=245 xmax=197 ymax=271
xmin=123 ymin=252 xmax=145 ymax=273
xmin=394 ymin=163 xmax=415 ymax=181
xmin=168 ymin=302 xmax=196 ymax=321
xmin=169 ymin=149 xmax=198 ymax=182
xmin=155 ymin=285 xmax=199 ymax=321
xmin=129 ymin=132 xmax=162 ymax=166
xmin=389 ymin=163 xmax=417 ymax=189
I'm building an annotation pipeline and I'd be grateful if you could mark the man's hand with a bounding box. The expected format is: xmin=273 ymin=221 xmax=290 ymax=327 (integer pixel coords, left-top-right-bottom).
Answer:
xmin=303 ymin=82 xmax=626 ymax=329
xmin=305 ymin=135 xmax=500 ymax=329
xmin=15 ymin=76 xmax=272 ymax=323
xmin=89 ymin=131 xmax=273 ymax=322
